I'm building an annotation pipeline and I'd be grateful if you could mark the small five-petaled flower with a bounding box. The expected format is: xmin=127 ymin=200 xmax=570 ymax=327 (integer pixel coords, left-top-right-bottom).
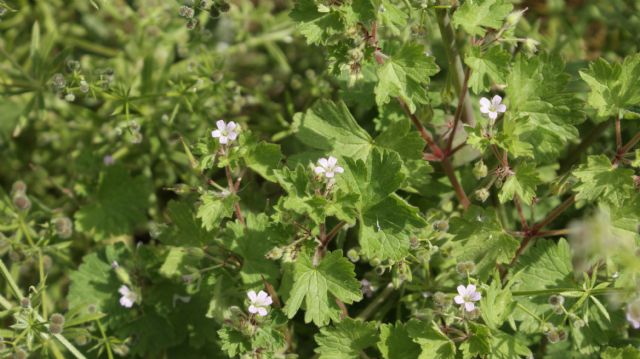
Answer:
xmin=314 ymin=156 xmax=344 ymax=180
xmin=479 ymin=95 xmax=507 ymax=122
xmin=247 ymin=290 xmax=273 ymax=317
xmin=454 ymin=284 xmax=481 ymax=312
xmin=211 ymin=119 xmax=239 ymax=145
xmin=119 ymin=285 xmax=138 ymax=308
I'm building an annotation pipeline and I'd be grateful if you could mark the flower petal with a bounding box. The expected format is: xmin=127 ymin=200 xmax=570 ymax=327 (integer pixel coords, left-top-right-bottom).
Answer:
xmin=257 ymin=307 xmax=268 ymax=316
xmin=248 ymin=305 xmax=258 ymax=314
xmin=334 ymin=166 xmax=344 ymax=174
xmin=318 ymin=158 xmax=328 ymax=167
xmin=457 ymin=285 xmax=466 ymax=296
xmin=325 ymin=171 xmax=335 ymax=178
xmin=219 ymin=136 xmax=228 ymax=144
xmin=497 ymin=104 xmax=507 ymax=113
xmin=226 ymin=121 xmax=237 ymax=131
xmin=488 ymin=111 xmax=498 ymax=121
xmin=227 ymin=131 xmax=238 ymax=141
xmin=466 ymin=284 xmax=476 ymax=293
xmin=314 ymin=166 xmax=326 ymax=174
xmin=248 ymin=290 xmax=257 ymax=301
xmin=491 ymin=95 xmax=502 ymax=105
xmin=471 ymin=291 xmax=481 ymax=301
xmin=120 ymin=296 xmax=133 ymax=308
xmin=211 ymin=130 xmax=221 ymax=138
xmin=216 ymin=120 xmax=226 ymax=131
xmin=465 ymin=302 xmax=476 ymax=312
xmin=264 ymin=296 xmax=273 ymax=306
xmin=454 ymin=295 xmax=465 ymax=304
xmin=479 ymin=97 xmax=491 ymax=108
xmin=327 ymin=156 xmax=337 ymax=166
xmin=119 ymin=285 xmax=130 ymax=296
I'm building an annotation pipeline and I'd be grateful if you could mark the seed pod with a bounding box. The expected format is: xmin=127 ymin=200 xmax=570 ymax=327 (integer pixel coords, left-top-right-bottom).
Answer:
xmin=13 ymin=195 xmax=31 ymax=211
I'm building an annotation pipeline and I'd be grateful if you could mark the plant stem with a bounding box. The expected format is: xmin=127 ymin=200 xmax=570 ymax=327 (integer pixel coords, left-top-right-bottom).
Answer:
xmin=614 ymin=131 xmax=640 ymax=165
xmin=224 ymin=165 xmax=245 ymax=226
xmin=357 ymin=283 xmax=395 ymax=321
xmin=441 ymin=158 xmax=471 ymax=210
xmin=445 ymin=67 xmax=472 ymax=154
xmin=436 ymin=8 xmax=475 ymax=126
xmin=615 ymin=113 xmax=622 ymax=150
xmin=514 ymin=196 xmax=528 ymax=230
xmin=397 ymin=98 xmax=444 ymax=159
xmin=18 ymin=215 xmax=47 ymax=318
xmin=96 ymin=319 xmax=114 ymax=359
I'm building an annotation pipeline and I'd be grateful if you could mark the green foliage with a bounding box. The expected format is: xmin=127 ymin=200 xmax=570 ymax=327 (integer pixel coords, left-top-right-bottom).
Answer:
xmin=315 ymin=318 xmax=378 ymax=358
xmin=452 ymin=0 xmax=513 ymax=37
xmin=573 ymin=155 xmax=636 ymax=206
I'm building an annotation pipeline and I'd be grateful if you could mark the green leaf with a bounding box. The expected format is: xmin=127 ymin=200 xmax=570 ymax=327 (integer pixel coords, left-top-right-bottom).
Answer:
xmin=283 ymin=250 xmax=362 ymax=326
xmin=375 ymin=43 xmax=439 ymax=113
xmin=452 ymin=0 xmax=513 ymax=37
xmin=510 ymin=238 xmax=574 ymax=291
xmin=341 ymin=148 xmax=405 ymax=209
xmin=314 ymin=318 xmax=378 ymax=358
xmin=579 ymin=54 xmax=640 ymax=117
xmin=378 ymin=322 xmax=421 ymax=359
xmin=217 ymin=327 xmax=250 ymax=357
xmin=573 ymin=155 xmax=635 ymax=206
xmin=449 ymin=206 xmax=519 ymax=280
xmin=75 ymin=165 xmax=150 ymax=240
xmin=289 ymin=0 xmax=344 ymax=45
xmin=506 ymin=54 xmax=584 ymax=160
xmin=160 ymin=200 xmax=209 ymax=246
xmin=465 ymin=46 xmax=510 ymax=94
xmin=490 ymin=331 xmax=532 ymax=359
xmin=296 ymin=99 xmax=373 ymax=160
xmin=406 ymin=320 xmax=456 ymax=359
xmin=601 ymin=345 xmax=640 ymax=359
xmin=224 ymin=213 xmax=285 ymax=287
xmin=480 ymin=279 xmax=516 ymax=330
xmin=243 ymin=141 xmax=283 ymax=182
xmin=196 ymin=191 xmax=237 ymax=231
xmin=359 ymin=195 xmax=426 ymax=261
xmin=498 ymin=163 xmax=542 ymax=204
xmin=459 ymin=323 xmax=492 ymax=359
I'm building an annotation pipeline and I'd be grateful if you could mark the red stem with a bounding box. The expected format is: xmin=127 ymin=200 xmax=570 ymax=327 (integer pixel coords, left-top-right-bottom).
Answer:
xmin=225 ymin=165 xmax=245 ymax=226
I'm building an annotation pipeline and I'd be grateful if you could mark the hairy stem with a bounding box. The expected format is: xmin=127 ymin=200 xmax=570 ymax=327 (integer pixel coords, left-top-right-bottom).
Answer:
xmin=446 ymin=67 xmax=472 ymax=154
xmin=224 ymin=165 xmax=245 ymax=226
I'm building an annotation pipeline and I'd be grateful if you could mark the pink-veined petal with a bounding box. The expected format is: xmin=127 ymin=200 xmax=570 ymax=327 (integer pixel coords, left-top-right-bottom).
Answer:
xmin=491 ymin=95 xmax=502 ymax=105
xmin=248 ymin=290 xmax=257 ymax=301
xmin=318 ymin=158 xmax=329 ymax=167
xmin=454 ymin=295 xmax=465 ymax=304
xmin=327 ymin=156 xmax=338 ymax=166
xmin=119 ymin=285 xmax=130 ymax=296
xmin=227 ymin=131 xmax=238 ymax=141
xmin=226 ymin=121 xmax=237 ymax=131
xmin=257 ymin=307 xmax=268 ymax=316
xmin=314 ymin=166 xmax=326 ymax=175
xmin=211 ymin=130 xmax=221 ymax=138
xmin=488 ymin=111 xmax=498 ymax=121
xmin=466 ymin=284 xmax=476 ymax=294
xmin=470 ymin=291 xmax=481 ymax=301
xmin=457 ymin=285 xmax=466 ymax=296
xmin=248 ymin=305 xmax=258 ymax=314
xmin=464 ymin=302 xmax=476 ymax=312
xmin=216 ymin=120 xmax=226 ymax=131
xmin=479 ymin=97 xmax=491 ymax=108
xmin=497 ymin=104 xmax=507 ymax=113
xmin=334 ymin=166 xmax=344 ymax=174
xmin=219 ymin=136 xmax=229 ymax=144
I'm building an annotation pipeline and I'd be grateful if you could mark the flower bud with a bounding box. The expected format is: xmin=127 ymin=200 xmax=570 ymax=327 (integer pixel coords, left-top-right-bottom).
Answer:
xmin=178 ymin=5 xmax=195 ymax=18
xmin=49 ymin=323 xmax=63 ymax=334
xmin=573 ymin=319 xmax=585 ymax=328
xmin=473 ymin=161 xmax=488 ymax=179
xmin=51 ymin=73 xmax=66 ymax=90
xmin=67 ymin=60 xmax=80 ymax=71
xmin=506 ymin=9 xmax=526 ymax=26
xmin=74 ymin=335 xmax=88 ymax=346
xmin=456 ymin=261 xmax=476 ymax=275
xmin=11 ymin=180 xmax=27 ymax=195
xmin=524 ymin=38 xmax=539 ymax=53
xmin=186 ymin=18 xmax=198 ymax=30
xmin=433 ymin=291 xmax=447 ymax=306
xmin=20 ymin=297 xmax=30 ymax=308
xmin=65 ymin=93 xmax=75 ymax=102
xmin=219 ymin=1 xmax=230 ymax=12
xmin=346 ymin=248 xmax=359 ymax=262
xmin=53 ymin=217 xmax=73 ymax=239
xmin=265 ymin=246 xmax=284 ymax=260
xmin=13 ymin=195 xmax=31 ymax=211
xmin=13 ymin=349 xmax=28 ymax=359
xmin=370 ymin=257 xmax=381 ymax=267
xmin=434 ymin=220 xmax=449 ymax=232
xmin=546 ymin=330 xmax=560 ymax=343
xmin=79 ymin=80 xmax=89 ymax=93
xmin=474 ymin=188 xmax=490 ymax=202
xmin=50 ymin=313 xmax=65 ymax=325
xmin=548 ymin=295 xmax=564 ymax=306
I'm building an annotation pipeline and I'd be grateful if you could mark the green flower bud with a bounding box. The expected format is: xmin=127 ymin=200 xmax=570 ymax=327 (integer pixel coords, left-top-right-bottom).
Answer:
xmin=456 ymin=261 xmax=476 ymax=275
xmin=370 ymin=257 xmax=381 ymax=267
xmin=67 ymin=60 xmax=80 ymax=71
xmin=433 ymin=291 xmax=447 ymax=306
xmin=548 ymin=294 xmax=564 ymax=306
xmin=74 ymin=335 xmax=88 ymax=346
xmin=474 ymin=188 xmax=490 ymax=202
xmin=434 ymin=220 xmax=449 ymax=232
xmin=473 ymin=161 xmax=488 ymax=179
xmin=573 ymin=318 xmax=585 ymax=328
xmin=506 ymin=9 xmax=526 ymax=26
xmin=65 ymin=93 xmax=76 ymax=102
xmin=346 ymin=248 xmax=360 ymax=262
xmin=265 ymin=246 xmax=284 ymax=260
xmin=53 ymin=217 xmax=73 ymax=239
xmin=546 ymin=330 xmax=560 ymax=343
xmin=20 ymin=297 xmax=30 ymax=308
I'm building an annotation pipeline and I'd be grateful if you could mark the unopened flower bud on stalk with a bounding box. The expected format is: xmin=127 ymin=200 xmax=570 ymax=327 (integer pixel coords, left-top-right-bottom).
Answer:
xmin=473 ymin=161 xmax=488 ymax=179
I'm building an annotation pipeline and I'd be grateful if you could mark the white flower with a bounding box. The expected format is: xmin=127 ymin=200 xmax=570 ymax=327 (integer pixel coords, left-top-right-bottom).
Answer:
xmin=247 ymin=290 xmax=272 ymax=317
xmin=118 ymin=285 xmax=137 ymax=308
xmin=314 ymin=156 xmax=344 ymax=179
xmin=454 ymin=284 xmax=481 ymax=312
xmin=111 ymin=260 xmax=119 ymax=269
xmin=211 ymin=119 xmax=239 ymax=145
xmin=479 ymin=95 xmax=507 ymax=122
xmin=627 ymin=299 xmax=640 ymax=329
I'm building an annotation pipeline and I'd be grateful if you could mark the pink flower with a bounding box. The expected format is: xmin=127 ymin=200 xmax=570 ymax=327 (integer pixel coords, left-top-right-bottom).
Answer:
xmin=314 ymin=156 xmax=344 ymax=179
xmin=211 ymin=120 xmax=239 ymax=145
xmin=118 ymin=285 xmax=137 ymax=308
xmin=479 ymin=95 xmax=507 ymax=122
xmin=454 ymin=284 xmax=481 ymax=312
xmin=247 ymin=290 xmax=272 ymax=317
